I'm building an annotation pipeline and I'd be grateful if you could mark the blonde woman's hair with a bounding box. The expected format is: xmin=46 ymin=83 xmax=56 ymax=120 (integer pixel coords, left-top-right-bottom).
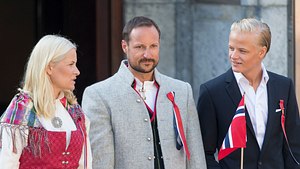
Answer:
xmin=231 ymin=18 xmax=271 ymax=53
xmin=22 ymin=35 xmax=77 ymax=118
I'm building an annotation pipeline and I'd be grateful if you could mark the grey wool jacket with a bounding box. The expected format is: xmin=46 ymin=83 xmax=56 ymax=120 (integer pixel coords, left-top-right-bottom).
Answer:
xmin=82 ymin=60 xmax=206 ymax=169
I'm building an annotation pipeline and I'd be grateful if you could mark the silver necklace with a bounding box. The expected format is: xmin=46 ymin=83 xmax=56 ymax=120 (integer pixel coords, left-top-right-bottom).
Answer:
xmin=51 ymin=116 xmax=63 ymax=128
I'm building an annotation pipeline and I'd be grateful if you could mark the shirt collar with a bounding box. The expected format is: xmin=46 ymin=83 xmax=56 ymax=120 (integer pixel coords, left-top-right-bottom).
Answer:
xmin=55 ymin=92 xmax=67 ymax=108
xmin=234 ymin=63 xmax=269 ymax=85
xmin=133 ymin=77 xmax=159 ymax=90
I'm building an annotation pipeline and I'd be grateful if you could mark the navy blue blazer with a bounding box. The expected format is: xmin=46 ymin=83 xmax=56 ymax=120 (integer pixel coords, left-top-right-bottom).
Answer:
xmin=197 ymin=69 xmax=300 ymax=169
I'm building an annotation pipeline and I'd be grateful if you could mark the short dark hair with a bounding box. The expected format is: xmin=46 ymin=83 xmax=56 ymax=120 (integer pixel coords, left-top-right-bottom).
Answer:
xmin=122 ymin=16 xmax=161 ymax=43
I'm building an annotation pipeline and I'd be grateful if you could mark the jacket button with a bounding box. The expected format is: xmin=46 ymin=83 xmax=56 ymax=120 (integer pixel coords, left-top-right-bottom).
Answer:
xmin=147 ymin=137 xmax=151 ymax=141
xmin=144 ymin=118 xmax=148 ymax=122
xmin=258 ymin=161 xmax=262 ymax=165
xmin=136 ymin=99 xmax=141 ymax=103
xmin=148 ymin=156 xmax=152 ymax=160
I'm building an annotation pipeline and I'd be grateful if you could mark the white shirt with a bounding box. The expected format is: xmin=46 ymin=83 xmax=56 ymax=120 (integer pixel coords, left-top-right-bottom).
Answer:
xmin=134 ymin=78 xmax=158 ymax=111
xmin=38 ymin=98 xmax=77 ymax=148
xmin=0 ymin=95 xmax=92 ymax=169
xmin=233 ymin=63 xmax=269 ymax=149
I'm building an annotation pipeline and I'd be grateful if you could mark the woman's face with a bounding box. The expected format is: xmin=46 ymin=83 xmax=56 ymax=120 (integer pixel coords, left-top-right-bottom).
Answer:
xmin=47 ymin=48 xmax=80 ymax=98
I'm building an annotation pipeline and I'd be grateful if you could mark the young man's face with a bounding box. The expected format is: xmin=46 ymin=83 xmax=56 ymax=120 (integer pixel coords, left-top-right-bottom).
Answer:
xmin=122 ymin=25 xmax=160 ymax=79
xmin=228 ymin=30 xmax=267 ymax=77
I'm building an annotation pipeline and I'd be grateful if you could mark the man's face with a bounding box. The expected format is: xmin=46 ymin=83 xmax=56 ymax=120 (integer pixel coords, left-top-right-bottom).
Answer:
xmin=122 ymin=25 xmax=160 ymax=77
xmin=228 ymin=30 xmax=266 ymax=77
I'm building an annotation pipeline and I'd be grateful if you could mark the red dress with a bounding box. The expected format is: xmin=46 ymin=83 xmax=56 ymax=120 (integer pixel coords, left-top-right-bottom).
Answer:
xmin=0 ymin=92 xmax=88 ymax=169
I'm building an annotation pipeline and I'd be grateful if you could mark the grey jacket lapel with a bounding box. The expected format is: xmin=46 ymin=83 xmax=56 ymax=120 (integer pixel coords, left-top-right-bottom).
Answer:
xmin=115 ymin=60 xmax=135 ymax=86
xmin=153 ymin=68 xmax=173 ymax=120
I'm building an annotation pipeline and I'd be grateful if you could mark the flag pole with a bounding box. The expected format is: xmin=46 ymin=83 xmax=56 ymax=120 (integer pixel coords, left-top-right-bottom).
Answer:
xmin=240 ymin=148 xmax=244 ymax=169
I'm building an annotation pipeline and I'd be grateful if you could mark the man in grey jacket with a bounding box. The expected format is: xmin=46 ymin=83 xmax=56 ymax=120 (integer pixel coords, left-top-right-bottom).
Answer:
xmin=82 ymin=16 xmax=206 ymax=169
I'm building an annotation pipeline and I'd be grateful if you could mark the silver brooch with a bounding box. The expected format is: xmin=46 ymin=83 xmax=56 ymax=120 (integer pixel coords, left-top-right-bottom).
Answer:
xmin=51 ymin=116 xmax=63 ymax=128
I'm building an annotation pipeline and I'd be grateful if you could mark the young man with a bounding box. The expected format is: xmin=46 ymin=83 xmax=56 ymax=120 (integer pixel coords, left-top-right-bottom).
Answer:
xmin=197 ymin=18 xmax=300 ymax=169
xmin=82 ymin=16 xmax=206 ymax=169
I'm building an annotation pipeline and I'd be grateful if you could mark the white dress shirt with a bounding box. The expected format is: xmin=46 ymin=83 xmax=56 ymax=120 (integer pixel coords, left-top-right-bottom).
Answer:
xmin=233 ymin=63 xmax=269 ymax=149
xmin=135 ymin=78 xmax=158 ymax=111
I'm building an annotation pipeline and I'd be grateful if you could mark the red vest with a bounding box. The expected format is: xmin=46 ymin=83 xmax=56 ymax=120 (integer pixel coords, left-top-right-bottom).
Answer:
xmin=19 ymin=116 xmax=86 ymax=169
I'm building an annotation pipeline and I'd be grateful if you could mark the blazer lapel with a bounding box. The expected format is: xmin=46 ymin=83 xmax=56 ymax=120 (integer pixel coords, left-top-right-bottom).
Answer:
xmin=260 ymin=74 xmax=278 ymax=154
xmin=225 ymin=69 xmax=241 ymax=105
xmin=225 ymin=69 xmax=256 ymax=138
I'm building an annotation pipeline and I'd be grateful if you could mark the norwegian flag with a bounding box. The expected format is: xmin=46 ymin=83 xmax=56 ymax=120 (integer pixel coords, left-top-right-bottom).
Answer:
xmin=218 ymin=95 xmax=246 ymax=161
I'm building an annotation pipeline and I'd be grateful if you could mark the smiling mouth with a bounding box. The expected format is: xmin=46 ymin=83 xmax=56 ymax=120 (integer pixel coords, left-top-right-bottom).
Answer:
xmin=232 ymin=61 xmax=242 ymax=65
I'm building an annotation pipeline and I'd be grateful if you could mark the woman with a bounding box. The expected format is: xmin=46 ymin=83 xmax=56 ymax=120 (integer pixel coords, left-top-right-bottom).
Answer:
xmin=0 ymin=35 xmax=92 ymax=168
